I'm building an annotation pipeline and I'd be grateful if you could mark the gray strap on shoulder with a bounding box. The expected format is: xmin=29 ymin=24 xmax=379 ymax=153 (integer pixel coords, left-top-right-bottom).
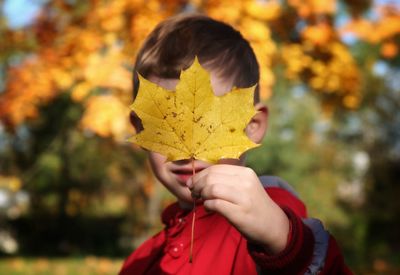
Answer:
xmin=302 ymin=218 xmax=330 ymax=275
xmin=258 ymin=175 xmax=299 ymax=198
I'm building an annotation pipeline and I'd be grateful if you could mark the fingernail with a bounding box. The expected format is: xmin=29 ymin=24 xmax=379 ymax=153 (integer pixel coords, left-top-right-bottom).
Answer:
xmin=203 ymin=201 xmax=212 ymax=212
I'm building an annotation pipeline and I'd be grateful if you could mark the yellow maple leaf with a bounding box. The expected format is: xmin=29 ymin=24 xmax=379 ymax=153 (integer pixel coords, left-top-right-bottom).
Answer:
xmin=129 ymin=58 xmax=259 ymax=163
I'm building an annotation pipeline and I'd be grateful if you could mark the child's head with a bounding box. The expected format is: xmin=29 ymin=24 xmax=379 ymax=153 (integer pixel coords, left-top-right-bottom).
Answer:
xmin=130 ymin=13 xmax=268 ymax=208
xmin=132 ymin=13 xmax=260 ymax=102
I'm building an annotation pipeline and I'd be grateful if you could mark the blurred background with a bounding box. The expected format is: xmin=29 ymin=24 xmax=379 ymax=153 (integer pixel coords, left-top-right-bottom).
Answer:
xmin=0 ymin=0 xmax=399 ymax=274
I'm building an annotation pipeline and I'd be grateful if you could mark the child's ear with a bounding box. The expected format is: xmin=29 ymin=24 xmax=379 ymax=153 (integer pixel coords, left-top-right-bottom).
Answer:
xmin=129 ymin=111 xmax=144 ymax=133
xmin=245 ymin=103 xmax=268 ymax=143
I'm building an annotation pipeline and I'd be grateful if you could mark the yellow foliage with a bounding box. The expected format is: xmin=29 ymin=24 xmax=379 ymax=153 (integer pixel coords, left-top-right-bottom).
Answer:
xmin=343 ymin=95 xmax=359 ymax=109
xmin=84 ymin=47 xmax=131 ymax=91
xmin=0 ymin=175 xmax=22 ymax=192
xmin=244 ymin=0 xmax=281 ymax=21
xmin=1 ymin=0 xmax=181 ymax=136
xmin=240 ymin=18 xmax=271 ymax=42
xmin=81 ymin=95 xmax=131 ymax=140
xmin=281 ymin=44 xmax=307 ymax=79
xmin=95 ymin=1 xmax=127 ymax=32
xmin=206 ymin=0 xmax=243 ymax=23
xmin=1 ymin=0 xmax=278 ymax=137
xmin=288 ymin=0 xmax=336 ymax=17
xmin=0 ymin=60 xmax=56 ymax=125
xmin=1 ymin=0 xmax=379 ymax=135
xmin=130 ymin=58 xmax=258 ymax=163
xmin=71 ymin=82 xmax=92 ymax=102
xmin=101 ymin=16 xmax=126 ymax=32
xmin=50 ymin=68 xmax=74 ymax=90
xmin=381 ymin=41 xmax=398 ymax=58
xmin=203 ymin=0 xmax=277 ymax=100
xmin=282 ymin=41 xmax=361 ymax=108
xmin=64 ymin=29 xmax=103 ymax=53
xmin=259 ymin=70 xmax=274 ymax=99
xmin=1 ymin=257 xmax=123 ymax=274
xmin=341 ymin=5 xmax=400 ymax=47
xmin=301 ymin=23 xmax=334 ymax=46
xmin=376 ymin=16 xmax=400 ymax=41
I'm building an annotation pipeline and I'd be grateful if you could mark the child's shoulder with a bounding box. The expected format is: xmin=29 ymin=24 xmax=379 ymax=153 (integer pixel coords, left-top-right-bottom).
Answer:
xmin=258 ymin=175 xmax=307 ymax=218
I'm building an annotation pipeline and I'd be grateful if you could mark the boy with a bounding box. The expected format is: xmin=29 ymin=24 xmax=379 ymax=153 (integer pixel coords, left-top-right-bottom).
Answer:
xmin=121 ymin=13 xmax=352 ymax=274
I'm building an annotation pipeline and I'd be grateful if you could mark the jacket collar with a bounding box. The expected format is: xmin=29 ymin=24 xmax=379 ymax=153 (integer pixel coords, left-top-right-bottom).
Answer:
xmin=161 ymin=202 xmax=212 ymax=227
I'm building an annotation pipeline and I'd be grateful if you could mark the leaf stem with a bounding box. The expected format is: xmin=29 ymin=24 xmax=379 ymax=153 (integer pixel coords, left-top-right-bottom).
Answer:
xmin=189 ymin=158 xmax=196 ymax=263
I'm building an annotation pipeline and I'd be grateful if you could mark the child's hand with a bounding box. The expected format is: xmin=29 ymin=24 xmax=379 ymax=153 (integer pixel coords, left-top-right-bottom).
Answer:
xmin=187 ymin=164 xmax=290 ymax=254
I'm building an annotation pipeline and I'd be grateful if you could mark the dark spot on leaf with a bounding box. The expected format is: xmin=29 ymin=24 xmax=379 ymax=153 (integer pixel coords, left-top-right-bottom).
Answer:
xmin=229 ymin=128 xmax=236 ymax=133
xmin=193 ymin=116 xmax=203 ymax=123
xmin=172 ymin=112 xmax=177 ymax=117
xmin=156 ymin=132 xmax=162 ymax=135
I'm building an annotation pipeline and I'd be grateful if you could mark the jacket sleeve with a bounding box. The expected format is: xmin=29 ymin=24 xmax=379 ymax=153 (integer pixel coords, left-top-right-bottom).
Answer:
xmin=247 ymin=207 xmax=353 ymax=275
xmin=249 ymin=177 xmax=352 ymax=274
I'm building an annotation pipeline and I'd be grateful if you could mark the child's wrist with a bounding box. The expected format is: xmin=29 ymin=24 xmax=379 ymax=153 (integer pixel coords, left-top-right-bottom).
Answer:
xmin=262 ymin=204 xmax=291 ymax=254
xmin=248 ymin=203 xmax=290 ymax=254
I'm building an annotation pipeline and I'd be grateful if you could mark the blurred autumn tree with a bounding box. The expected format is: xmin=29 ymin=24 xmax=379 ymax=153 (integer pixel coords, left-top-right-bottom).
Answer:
xmin=0 ymin=0 xmax=399 ymax=272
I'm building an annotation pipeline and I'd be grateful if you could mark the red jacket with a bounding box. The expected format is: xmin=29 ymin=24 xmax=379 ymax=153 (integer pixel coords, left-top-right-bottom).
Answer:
xmin=120 ymin=184 xmax=352 ymax=274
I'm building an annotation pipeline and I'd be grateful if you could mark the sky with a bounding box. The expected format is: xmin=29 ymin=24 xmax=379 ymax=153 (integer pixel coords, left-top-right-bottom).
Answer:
xmin=2 ymin=0 xmax=44 ymax=28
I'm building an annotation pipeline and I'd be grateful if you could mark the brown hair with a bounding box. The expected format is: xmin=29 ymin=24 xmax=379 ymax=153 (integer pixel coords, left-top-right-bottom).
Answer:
xmin=133 ymin=13 xmax=260 ymax=102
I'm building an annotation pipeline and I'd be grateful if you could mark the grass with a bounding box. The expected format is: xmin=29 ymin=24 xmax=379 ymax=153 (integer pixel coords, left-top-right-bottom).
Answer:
xmin=0 ymin=257 xmax=123 ymax=275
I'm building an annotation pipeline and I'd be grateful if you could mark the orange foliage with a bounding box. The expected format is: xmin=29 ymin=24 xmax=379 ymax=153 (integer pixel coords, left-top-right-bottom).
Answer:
xmin=341 ymin=15 xmax=400 ymax=44
xmin=340 ymin=18 xmax=376 ymax=42
xmin=381 ymin=41 xmax=398 ymax=59
xmin=80 ymin=95 xmax=132 ymax=140
xmin=0 ymin=59 xmax=57 ymax=126
xmin=244 ymin=0 xmax=281 ymax=21
xmin=282 ymin=41 xmax=361 ymax=109
xmin=301 ymin=22 xmax=335 ymax=46
xmin=2 ymin=0 xmax=390 ymax=138
xmin=288 ymin=0 xmax=336 ymax=17
xmin=341 ymin=3 xmax=400 ymax=58
xmin=83 ymin=46 xmax=132 ymax=91
xmin=205 ymin=0 xmax=279 ymax=100
xmin=0 ymin=0 xmax=181 ymax=137
xmin=0 ymin=175 xmax=22 ymax=192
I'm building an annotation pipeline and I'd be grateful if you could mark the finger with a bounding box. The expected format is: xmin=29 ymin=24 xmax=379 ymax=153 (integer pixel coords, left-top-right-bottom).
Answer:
xmin=200 ymin=180 xmax=244 ymax=205
xmin=187 ymin=169 xmax=207 ymax=189
xmin=188 ymin=164 xmax=248 ymax=187
xmin=203 ymin=199 xmax=242 ymax=223
xmin=190 ymin=172 xmax=239 ymax=197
